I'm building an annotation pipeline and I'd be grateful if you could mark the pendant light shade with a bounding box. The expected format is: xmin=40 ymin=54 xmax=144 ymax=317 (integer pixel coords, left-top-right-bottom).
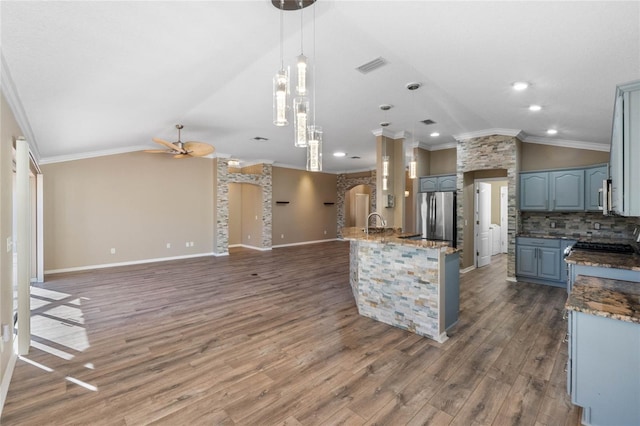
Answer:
xmin=382 ymin=176 xmax=388 ymax=191
xmin=294 ymin=97 xmax=309 ymax=147
xmin=273 ymin=68 xmax=290 ymax=126
xmin=307 ymin=125 xmax=322 ymax=171
xmin=382 ymin=155 xmax=390 ymax=177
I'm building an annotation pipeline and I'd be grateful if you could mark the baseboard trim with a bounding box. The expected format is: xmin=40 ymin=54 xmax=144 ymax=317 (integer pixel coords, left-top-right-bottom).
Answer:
xmin=0 ymin=350 xmax=17 ymax=418
xmin=45 ymin=252 xmax=216 ymax=275
xmin=460 ymin=265 xmax=476 ymax=274
xmin=229 ymin=244 xmax=272 ymax=252
xmin=272 ymin=238 xmax=339 ymax=249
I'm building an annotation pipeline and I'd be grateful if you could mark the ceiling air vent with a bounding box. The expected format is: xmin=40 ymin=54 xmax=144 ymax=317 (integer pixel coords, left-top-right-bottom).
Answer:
xmin=252 ymin=136 xmax=269 ymax=141
xmin=356 ymin=57 xmax=388 ymax=74
xmin=421 ymin=119 xmax=436 ymax=126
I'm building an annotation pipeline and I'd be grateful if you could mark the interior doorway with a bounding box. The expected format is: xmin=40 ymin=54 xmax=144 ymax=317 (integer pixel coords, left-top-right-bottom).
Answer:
xmin=345 ymin=184 xmax=372 ymax=227
xmin=472 ymin=176 xmax=509 ymax=269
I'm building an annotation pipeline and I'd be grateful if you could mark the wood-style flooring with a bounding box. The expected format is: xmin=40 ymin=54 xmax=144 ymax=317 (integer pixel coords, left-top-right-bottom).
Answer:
xmin=2 ymin=241 xmax=580 ymax=425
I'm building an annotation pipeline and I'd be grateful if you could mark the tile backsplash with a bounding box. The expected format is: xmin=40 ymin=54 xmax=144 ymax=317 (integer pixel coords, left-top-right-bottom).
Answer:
xmin=520 ymin=211 xmax=640 ymax=242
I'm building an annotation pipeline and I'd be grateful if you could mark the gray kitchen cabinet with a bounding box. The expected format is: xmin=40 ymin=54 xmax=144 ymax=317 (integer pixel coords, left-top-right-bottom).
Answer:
xmin=516 ymin=237 xmax=563 ymax=285
xmin=584 ymin=164 xmax=608 ymax=211
xmin=419 ymin=175 xmax=456 ymax=192
xmin=549 ymin=169 xmax=584 ymax=211
xmin=568 ymin=310 xmax=640 ymax=426
xmin=519 ymin=172 xmax=548 ymax=210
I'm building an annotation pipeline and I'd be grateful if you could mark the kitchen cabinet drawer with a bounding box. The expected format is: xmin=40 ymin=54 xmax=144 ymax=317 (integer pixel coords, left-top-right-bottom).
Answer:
xmin=516 ymin=237 xmax=560 ymax=248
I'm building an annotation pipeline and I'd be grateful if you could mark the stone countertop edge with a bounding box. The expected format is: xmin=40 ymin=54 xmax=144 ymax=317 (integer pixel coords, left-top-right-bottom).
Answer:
xmin=566 ymin=275 xmax=640 ymax=324
xmin=565 ymin=250 xmax=640 ymax=271
xmin=340 ymin=227 xmax=459 ymax=255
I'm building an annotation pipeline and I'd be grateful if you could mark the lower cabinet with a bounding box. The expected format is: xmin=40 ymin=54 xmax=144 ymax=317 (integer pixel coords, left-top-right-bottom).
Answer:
xmin=516 ymin=237 xmax=574 ymax=287
xmin=568 ymin=311 xmax=640 ymax=426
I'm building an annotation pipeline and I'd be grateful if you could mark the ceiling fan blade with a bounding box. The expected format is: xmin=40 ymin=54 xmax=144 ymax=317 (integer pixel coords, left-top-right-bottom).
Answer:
xmin=183 ymin=141 xmax=215 ymax=157
xmin=173 ymin=154 xmax=188 ymax=159
xmin=152 ymin=137 xmax=185 ymax=153
xmin=144 ymin=149 xmax=170 ymax=154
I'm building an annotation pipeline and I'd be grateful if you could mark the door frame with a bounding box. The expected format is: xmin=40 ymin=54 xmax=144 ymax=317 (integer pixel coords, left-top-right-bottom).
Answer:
xmin=473 ymin=177 xmax=509 ymax=267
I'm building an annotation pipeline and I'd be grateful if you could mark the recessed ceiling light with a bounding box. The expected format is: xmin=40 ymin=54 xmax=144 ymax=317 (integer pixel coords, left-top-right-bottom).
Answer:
xmin=380 ymin=121 xmax=390 ymax=127
xmin=430 ymin=132 xmax=440 ymax=137
xmin=333 ymin=152 xmax=347 ymax=157
xmin=529 ymin=104 xmax=542 ymax=111
xmin=379 ymin=104 xmax=393 ymax=111
xmin=547 ymin=129 xmax=558 ymax=135
xmin=512 ymin=81 xmax=529 ymax=91
xmin=350 ymin=156 xmax=361 ymax=159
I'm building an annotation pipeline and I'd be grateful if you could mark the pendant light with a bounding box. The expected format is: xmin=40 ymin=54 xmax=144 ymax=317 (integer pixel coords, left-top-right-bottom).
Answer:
xmin=407 ymin=82 xmax=421 ymax=179
xmin=306 ymin=1 xmax=322 ymax=171
xmin=273 ymin=0 xmax=289 ymax=127
xmin=293 ymin=1 xmax=309 ymax=147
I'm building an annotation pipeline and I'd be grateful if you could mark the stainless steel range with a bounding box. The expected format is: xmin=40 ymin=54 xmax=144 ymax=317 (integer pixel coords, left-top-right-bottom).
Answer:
xmin=571 ymin=241 xmax=637 ymax=254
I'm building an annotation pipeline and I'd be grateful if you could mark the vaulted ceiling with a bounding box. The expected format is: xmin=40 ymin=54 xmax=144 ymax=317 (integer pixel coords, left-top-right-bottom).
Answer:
xmin=2 ymin=1 xmax=638 ymax=172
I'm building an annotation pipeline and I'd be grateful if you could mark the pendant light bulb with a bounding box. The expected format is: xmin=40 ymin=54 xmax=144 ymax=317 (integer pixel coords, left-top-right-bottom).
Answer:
xmin=294 ymin=97 xmax=309 ymax=147
xmin=273 ymin=68 xmax=290 ymax=126
xmin=382 ymin=176 xmax=388 ymax=191
xmin=409 ymin=158 xmax=417 ymax=179
xmin=296 ymin=54 xmax=308 ymax=96
xmin=307 ymin=125 xmax=322 ymax=171
xmin=382 ymin=155 xmax=390 ymax=177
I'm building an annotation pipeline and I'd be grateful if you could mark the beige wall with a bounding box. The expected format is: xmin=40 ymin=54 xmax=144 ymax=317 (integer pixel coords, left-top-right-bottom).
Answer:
xmin=429 ymin=148 xmax=456 ymax=175
xmin=228 ymin=183 xmax=241 ymax=245
xmin=42 ymin=152 xmax=214 ymax=271
xmin=490 ymin=180 xmax=508 ymax=225
xmin=272 ymin=167 xmax=337 ymax=245
xmin=241 ymin=183 xmax=263 ymax=246
xmin=521 ymin=143 xmax=608 ymax=171
xmin=376 ymin=136 xmax=405 ymax=228
xmin=0 ymin=92 xmax=21 ymax=391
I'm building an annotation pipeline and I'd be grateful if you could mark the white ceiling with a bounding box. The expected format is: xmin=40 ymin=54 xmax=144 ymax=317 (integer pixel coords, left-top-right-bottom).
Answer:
xmin=1 ymin=1 xmax=639 ymax=172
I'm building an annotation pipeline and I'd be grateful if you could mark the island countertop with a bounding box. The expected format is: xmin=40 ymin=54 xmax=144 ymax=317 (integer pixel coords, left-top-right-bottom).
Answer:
xmin=566 ymin=275 xmax=640 ymax=324
xmin=340 ymin=227 xmax=458 ymax=254
xmin=565 ymin=250 xmax=640 ymax=271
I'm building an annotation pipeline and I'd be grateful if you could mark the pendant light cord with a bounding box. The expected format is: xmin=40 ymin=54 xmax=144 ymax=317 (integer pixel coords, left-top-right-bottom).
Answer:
xmin=299 ymin=0 xmax=304 ymax=55
xmin=279 ymin=0 xmax=285 ymax=69
xmin=312 ymin=1 xmax=316 ymax=124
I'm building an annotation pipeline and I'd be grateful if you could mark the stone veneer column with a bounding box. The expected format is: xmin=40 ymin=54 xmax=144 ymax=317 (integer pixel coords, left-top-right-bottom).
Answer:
xmin=215 ymin=158 xmax=229 ymax=255
xmin=336 ymin=171 xmax=377 ymax=236
xmin=456 ymin=134 xmax=520 ymax=278
xmin=260 ymin=164 xmax=273 ymax=249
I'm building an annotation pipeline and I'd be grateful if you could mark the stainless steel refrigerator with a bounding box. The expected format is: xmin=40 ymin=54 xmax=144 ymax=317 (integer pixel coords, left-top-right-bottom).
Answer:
xmin=418 ymin=191 xmax=457 ymax=247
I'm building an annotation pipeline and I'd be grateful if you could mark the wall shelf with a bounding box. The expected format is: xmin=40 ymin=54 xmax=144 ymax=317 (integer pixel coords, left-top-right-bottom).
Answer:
xmin=323 ymin=202 xmax=335 ymax=205
xmin=275 ymin=201 xmax=290 ymax=205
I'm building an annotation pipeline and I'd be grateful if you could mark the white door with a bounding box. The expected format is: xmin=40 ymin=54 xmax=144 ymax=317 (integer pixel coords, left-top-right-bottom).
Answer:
xmin=475 ymin=182 xmax=492 ymax=268
xmin=355 ymin=193 xmax=369 ymax=229
xmin=500 ymin=186 xmax=508 ymax=253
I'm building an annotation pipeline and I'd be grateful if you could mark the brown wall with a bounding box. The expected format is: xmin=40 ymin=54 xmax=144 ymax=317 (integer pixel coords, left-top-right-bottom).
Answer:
xmin=429 ymin=148 xmax=456 ymax=175
xmin=520 ymin=143 xmax=608 ymax=171
xmin=272 ymin=167 xmax=337 ymax=245
xmin=42 ymin=152 xmax=215 ymax=271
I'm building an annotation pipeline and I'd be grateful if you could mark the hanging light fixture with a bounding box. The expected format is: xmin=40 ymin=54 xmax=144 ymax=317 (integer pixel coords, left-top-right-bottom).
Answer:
xmin=306 ymin=0 xmax=322 ymax=171
xmin=407 ymin=82 xmax=421 ymax=179
xmin=273 ymin=0 xmax=289 ymax=127
xmin=293 ymin=0 xmax=309 ymax=147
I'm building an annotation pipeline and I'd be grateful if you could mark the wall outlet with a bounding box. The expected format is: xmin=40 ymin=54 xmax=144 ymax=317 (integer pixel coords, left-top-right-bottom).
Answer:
xmin=324 ymin=230 xmax=327 ymax=235
xmin=550 ymin=222 xmax=556 ymax=228
xmin=248 ymin=235 xmax=251 ymax=240
xmin=185 ymin=242 xmax=190 ymax=247
xmin=110 ymin=248 xmax=116 ymax=254
xmin=6 ymin=237 xmax=12 ymax=253
xmin=281 ymin=234 xmax=284 ymax=239
xmin=166 ymin=243 xmax=171 ymax=249
xmin=594 ymin=222 xmax=601 ymax=230
xmin=190 ymin=242 xmax=194 ymax=247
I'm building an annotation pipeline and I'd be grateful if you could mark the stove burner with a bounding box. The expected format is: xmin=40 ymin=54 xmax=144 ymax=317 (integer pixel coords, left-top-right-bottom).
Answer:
xmin=572 ymin=241 xmax=636 ymax=254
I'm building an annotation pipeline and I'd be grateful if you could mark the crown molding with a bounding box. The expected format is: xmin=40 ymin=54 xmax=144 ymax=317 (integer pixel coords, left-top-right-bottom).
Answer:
xmin=38 ymin=145 xmax=152 ymax=164
xmin=372 ymin=128 xmax=406 ymax=140
xmin=427 ymin=141 xmax=458 ymax=151
xmin=522 ymin=136 xmax=609 ymax=152
xmin=1 ymin=53 xmax=41 ymax=162
xmin=453 ymin=128 xmax=525 ymax=141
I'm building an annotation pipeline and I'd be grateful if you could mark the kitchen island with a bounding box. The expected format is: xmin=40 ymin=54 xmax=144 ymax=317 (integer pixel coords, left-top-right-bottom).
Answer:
xmin=341 ymin=227 xmax=459 ymax=343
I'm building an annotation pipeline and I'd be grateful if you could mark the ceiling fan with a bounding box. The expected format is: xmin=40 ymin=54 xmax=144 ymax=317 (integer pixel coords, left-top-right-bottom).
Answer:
xmin=146 ymin=124 xmax=215 ymax=158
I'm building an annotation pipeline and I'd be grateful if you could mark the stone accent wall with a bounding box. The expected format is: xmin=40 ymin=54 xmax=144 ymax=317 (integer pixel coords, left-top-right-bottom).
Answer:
xmin=215 ymin=160 xmax=273 ymax=254
xmin=457 ymin=134 xmax=520 ymax=278
xmin=349 ymin=240 xmax=446 ymax=342
xmin=337 ymin=171 xmax=377 ymax=236
xmin=521 ymin=211 xmax=640 ymax=242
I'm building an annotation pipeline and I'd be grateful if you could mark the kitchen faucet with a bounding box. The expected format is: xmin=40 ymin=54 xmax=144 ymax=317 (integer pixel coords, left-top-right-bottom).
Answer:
xmin=365 ymin=212 xmax=387 ymax=235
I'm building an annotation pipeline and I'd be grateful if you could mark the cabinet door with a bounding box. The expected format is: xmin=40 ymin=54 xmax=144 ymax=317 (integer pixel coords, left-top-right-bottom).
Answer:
xmin=550 ymin=170 xmax=584 ymax=211
xmin=516 ymin=245 xmax=538 ymax=277
xmin=438 ymin=175 xmax=457 ymax=191
xmin=520 ymin=173 xmax=548 ymax=211
xmin=538 ymin=247 xmax=561 ymax=281
xmin=420 ymin=177 xmax=437 ymax=192
xmin=585 ymin=166 xmax=607 ymax=211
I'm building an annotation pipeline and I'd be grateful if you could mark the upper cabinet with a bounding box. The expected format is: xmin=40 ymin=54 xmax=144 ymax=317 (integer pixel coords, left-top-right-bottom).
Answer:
xmin=549 ymin=170 xmax=584 ymax=211
xmin=520 ymin=166 xmax=607 ymax=212
xmin=610 ymin=80 xmax=640 ymax=216
xmin=585 ymin=165 xmax=608 ymax=211
xmin=419 ymin=174 xmax=456 ymax=192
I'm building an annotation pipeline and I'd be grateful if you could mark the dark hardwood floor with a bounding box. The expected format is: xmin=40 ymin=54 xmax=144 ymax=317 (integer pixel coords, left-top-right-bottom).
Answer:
xmin=2 ymin=241 xmax=580 ymax=425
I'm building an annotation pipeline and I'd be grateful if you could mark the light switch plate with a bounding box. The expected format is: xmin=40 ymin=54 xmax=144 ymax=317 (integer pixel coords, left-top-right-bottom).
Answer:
xmin=6 ymin=237 xmax=12 ymax=253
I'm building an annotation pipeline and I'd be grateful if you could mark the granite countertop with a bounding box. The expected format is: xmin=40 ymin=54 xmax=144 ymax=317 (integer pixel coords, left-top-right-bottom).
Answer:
xmin=340 ymin=227 xmax=458 ymax=254
xmin=565 ymin=250 xmax=640 ymax=271
xmin=566 ymin=275 xmax=640 ymax=324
